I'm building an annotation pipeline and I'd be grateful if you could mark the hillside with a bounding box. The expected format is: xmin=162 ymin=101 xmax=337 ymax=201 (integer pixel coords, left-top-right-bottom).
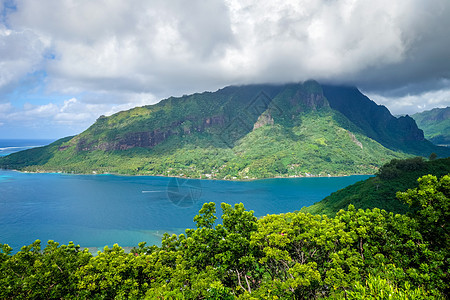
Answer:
xmin=1 ymin=81 xmax=449 ymax=179
xmin=412 ymin=106 xmax=450 ymax=146
xmin=301 ymin=157 xmax=450 ymax=216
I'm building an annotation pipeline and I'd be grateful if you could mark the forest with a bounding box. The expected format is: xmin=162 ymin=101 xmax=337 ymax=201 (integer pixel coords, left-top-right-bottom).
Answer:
xmin=0 ymin=173 xmax=448 ymax=299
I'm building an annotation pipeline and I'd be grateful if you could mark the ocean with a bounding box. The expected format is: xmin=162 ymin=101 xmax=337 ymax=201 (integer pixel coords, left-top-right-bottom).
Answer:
xmin=0 ymin=139 xmax=370 ymax=251
xmin=0 ymin=139 xmax=55 ymax=157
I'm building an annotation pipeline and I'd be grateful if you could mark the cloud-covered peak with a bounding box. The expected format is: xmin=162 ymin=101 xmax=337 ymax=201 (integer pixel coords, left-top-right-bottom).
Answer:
xmin=0 ymin=0 xmax=449 ymax=138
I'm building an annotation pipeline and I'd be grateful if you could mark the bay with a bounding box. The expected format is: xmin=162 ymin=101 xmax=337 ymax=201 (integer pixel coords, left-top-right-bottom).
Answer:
xmin=0 ymin=139 xmax=371 ymax=251
xmin=0 ymin=170 xmax=370 ymax=251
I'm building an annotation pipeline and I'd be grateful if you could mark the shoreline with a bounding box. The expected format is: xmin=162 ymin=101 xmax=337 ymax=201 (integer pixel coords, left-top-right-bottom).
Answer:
xmin=1 ymin=167 xmax=374 ymax=182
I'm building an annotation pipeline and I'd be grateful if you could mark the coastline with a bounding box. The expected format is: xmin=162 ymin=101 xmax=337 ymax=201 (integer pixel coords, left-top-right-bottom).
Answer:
xmin=2 ymin=167 xmax=374 ymax=182
xmin=0 ymin=139 xmax=380 ymax=181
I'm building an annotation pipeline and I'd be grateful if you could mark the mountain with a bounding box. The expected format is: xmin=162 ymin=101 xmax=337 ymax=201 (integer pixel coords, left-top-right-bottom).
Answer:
xmin=411 ymin=107 xmax=450 ymax=147
xmin=301 ymin=157 xmax=450 ymax=216
xmin=323 ymin=86 xmax=437 ymax=155
xmin=1 ymin=81 xmax=449 ymax=179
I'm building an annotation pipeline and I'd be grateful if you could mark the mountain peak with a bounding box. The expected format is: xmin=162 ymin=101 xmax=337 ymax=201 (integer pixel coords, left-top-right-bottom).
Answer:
xmin=321 ymin=85 xmax=430 ymax=153
xmin=1 ymin=81 xmax=448 ymax=178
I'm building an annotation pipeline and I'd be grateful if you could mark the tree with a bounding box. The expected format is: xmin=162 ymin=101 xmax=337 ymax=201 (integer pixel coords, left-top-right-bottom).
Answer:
xmin=1 ymin=176 xmax=448 ymax=299
xmin=0 ymin=240 xmax=91 ymax=299
xmin=397 ymin=174 xmax=449 ymax=249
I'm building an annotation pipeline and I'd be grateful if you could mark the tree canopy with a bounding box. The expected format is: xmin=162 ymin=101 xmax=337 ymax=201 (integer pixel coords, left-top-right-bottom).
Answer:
xmin=0 ymin=174 xmax=448 ymax=299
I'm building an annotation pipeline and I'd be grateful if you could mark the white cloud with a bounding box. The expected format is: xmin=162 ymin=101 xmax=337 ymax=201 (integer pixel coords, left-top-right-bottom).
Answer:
xmin=367 ymin=88 xmax=450 ymax=115
xmin=0 ymin=0 xmax=449 ymax=137
xmin=222 ymin=0 xmax=409 ymax=82
xmin=0 ymin=102 xmax=13 ymax=113
xmin=0 ymin=24 xmax=49 ymax=92
xmin=8 ymin=0 xmax=236 ymax=98
xmin=7 ymin=102 xmax=58 ymax=121
xmin=7 ymin=0 xmax=448 ymax=95
xmin=1 ymin=95 xmax=155 ymax=130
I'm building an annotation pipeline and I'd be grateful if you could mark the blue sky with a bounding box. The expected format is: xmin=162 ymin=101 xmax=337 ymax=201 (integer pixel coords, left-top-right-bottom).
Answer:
xmin=1 ymin=0 xmax=449 ymax=139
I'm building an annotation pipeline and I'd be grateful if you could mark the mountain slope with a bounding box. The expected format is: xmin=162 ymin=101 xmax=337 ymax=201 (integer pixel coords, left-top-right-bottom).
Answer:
xmin=411 ymin=107 xmax=450 ymax=146
xmin=322 ymin=85 xmax=446 ymax=156
xmin=1 ymin=81 xmax=449 ymax=179
xmin=301 ymin=157 xmax=450 ymax=216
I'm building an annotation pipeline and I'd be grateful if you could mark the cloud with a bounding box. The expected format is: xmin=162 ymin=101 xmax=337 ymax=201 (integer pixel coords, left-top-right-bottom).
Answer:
xmin=0 ymin=0 xmax=449 ymax=138
xmin=0 ymin=102 xmax=13 ymax=113
xmin=225 ymin=0 xmax=450 ymax=93
xmin=367 ymin=87 xmax=450 ymax=115
xmin=2 ymin=96 xmax=153 ymax=129
xmin=0 ymin=25 xmax=49 ymax=94
xmin=8 ymin=0 xmax=236 ymax=97
xmin=10 ymin=0 xmax=448 ymax=98
xmin=223 ymin=0 xmax=408 ymax=80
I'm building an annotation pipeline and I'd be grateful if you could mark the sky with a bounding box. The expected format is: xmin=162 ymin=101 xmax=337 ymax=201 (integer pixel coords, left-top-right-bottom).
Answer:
xmin=1 ymin=0 xmax=449 ymax=139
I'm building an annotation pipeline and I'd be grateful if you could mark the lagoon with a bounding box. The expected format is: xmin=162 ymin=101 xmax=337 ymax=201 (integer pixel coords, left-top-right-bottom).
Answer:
xmin=0 ymin=170 xmax=370 ymax=251
xmin=0 ymin=140 xmax=370 ymax=251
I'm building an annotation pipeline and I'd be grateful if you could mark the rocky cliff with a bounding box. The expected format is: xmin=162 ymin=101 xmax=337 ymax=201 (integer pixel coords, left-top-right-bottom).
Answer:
xmin=322 ymin=85 xmax=431 ymax=154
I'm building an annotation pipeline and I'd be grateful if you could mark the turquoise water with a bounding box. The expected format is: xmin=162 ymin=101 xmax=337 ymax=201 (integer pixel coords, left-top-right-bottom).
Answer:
xmin=0 ymin=140 xmax=371 ymax=251
xmin=0 ymin=170 xmax=370 ymax=251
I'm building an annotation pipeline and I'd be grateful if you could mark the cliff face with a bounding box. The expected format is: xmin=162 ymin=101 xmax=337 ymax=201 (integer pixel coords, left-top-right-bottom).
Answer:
xmin=68 ymin=82 xmax=444 ymax=157
xmin=71 ymin=82 xmax=334 ymax=152
xmin=75 ymin=115 xmax=227 ymax=151
xmin=393 ymin=116 xmax=425 ymax=141
xmin=322 ymin=85 xmax=427 ymax=153
xmin=253 ymin=112 xmax=274 ymax=130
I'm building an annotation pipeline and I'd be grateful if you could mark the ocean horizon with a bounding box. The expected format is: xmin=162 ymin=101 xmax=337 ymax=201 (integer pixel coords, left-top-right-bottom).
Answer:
xmin=0 ymin=139 xmax=56 ymax=157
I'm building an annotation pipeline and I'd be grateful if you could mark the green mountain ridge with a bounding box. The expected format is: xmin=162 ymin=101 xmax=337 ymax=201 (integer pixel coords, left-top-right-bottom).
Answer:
xmin=412 ymin=106 xmax=450 ymax=146
xmin=302 ymin=157 xmax=450 ymax=216
xmin=1 ymin=81 xmax=449 ymax=179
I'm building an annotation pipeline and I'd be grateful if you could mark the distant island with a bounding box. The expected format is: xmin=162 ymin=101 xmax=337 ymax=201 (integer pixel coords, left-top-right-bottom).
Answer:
xmin=1 ymin=80 xmax=449 ymax=179
xmin=412 ymin=106 xmax=450 ymax=147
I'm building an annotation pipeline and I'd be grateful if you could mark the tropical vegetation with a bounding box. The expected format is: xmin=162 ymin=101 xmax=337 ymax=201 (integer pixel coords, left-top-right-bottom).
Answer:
xmin=1 ymin=82 xmax=448 ymax=179
xmin=302 ymin=156 xmax=450 ymax=216
xmin=1 ymin=173 xmax=448 ymax=299
xmin=412 ymin=106 xmax=450 ymax=146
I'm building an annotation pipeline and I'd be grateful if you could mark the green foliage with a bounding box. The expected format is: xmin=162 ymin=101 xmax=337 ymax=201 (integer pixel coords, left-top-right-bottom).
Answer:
xmin=340 ymin=272 xmax=439 ymax=300
xmin=378 ymin=157 xmax=427 ymax=180
xmin=0 ymin=240 xmax=92 ymax=299
xmin=412 ymin=106 xmax=450 ymax=146
xmin=1 ymin=175 xmax=448 ymax=299
xmin=303 ymin=157 xmax=450 ymax=216
xmin=193 ymin=202 xmax=217 ymax=229
xmin=0 ymin=136 xmax=74 ymax=170
xmin=430 ymin=152 xmax=438 ymax=160
xmin=397 ymin=174 xmax=449 ymax=250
